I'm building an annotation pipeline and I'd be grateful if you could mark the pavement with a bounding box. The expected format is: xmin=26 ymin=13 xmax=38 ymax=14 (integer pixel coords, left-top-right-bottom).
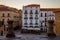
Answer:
xmin=0 ymin=31 xmax=60 ymax=40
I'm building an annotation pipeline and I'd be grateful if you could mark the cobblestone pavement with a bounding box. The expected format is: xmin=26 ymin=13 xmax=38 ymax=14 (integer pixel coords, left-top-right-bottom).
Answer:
xmin=0 ymin=31 xmax=60 ymax=40
xmin=0 ymin=34 xmax=60 ymax=40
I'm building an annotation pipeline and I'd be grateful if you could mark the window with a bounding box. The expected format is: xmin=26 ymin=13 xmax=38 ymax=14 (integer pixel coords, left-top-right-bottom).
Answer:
xmin=30 ymin=14 xmax=33 ymax=17
xmin=45 ymin=22 xmax=47 ymax=26
xmin=30 ymin=20 xmax=32 ymax=23
xmin=35 ymin=23 xmax=38 ymax=25
xmin=30 ymin=23 xmax=33 ymax=25
xmin=24 ymin=10 xmax=27 ymax=14
xmin=24 ymin=23 xmax=27 ymax=25
xmin=2 ymin=13 xmax=4 ymax=17
xmin=24 ymin=26 xmax=28 ymax=27
xmin=8 ymin=19 xmax=9 ymax=21
xmin=29 ymin=17 xmax=33 ymax=19
xmin=30 ymin=26 xmax=33 ymax=28
xmin=45 ymin=18 xmax=47 ymax=22
xmin=24 ymin=17 xmax=28 ymax=19
xmin=41 ymin=23 xmax=43 ymax=27
xmin=41 ymin=28 xmax=43 ymax=31
xmin=35 ymin=14 xmax=38 ymax=19
xmin=35 ymin=20 xmax=38 ymax=25
xmin=25 ymin=20 xmax=27 ymax=23
xmin=35 ymin=10 xmax=38 ymax=14
xmin=25 ymin=14 xmax=27 ymax=17
xmin=30 ymin=20 xmax=33 ymax=25
xmin=30 ymin=10 xmax=33 ymax=14
xmin=35 ymin=14 xmax=38 ymax=17
xmin=41 ymin=13 xmax=43 ymax=17
xmin=2 ymin=19 xmax=4 ymax=22
xmin=7 ymin=13 xmax=10 ymax=17
xmin=45 ymin=13 xmax=47 ymax=17
xmin=36 ymin=20 xmax=38 ymax=23
xmin=30 ymin=14 xmax=33 ymax=19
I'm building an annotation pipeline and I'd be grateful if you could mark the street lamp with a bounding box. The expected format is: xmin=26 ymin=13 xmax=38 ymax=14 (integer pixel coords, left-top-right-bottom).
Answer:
xmin=6 ymin=20 xmax=15 ymax=38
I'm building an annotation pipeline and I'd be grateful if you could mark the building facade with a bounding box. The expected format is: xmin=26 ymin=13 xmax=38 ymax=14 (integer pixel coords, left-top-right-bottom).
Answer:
xmin=22 ymin=4 xmax=55 ymax=33
xmin=0 ymin=5 xmax=19 ymax=34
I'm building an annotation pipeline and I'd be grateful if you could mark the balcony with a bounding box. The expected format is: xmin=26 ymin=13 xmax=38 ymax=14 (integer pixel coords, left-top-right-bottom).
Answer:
xmin=29 ymin=17 xmax=33 ymax=19
xmin=35 ymin=17 xmax=38 ymax=19
xmin=35 ymin=10 xmax=38 ymax=14
xmin=35 ymin=23 xmax=38 ymax=25
xmin=24 ymin=23 xmax=28 ymax=25
xmin=30 ymin=10 xmax=33 ymax=14
xmin=29 ymin=26 xmax=33 ymax=28
xmin=24 ymin=26 xmax=28 ymax=27
xmin=24 ymin=10 xmax=28 ymax=14
xmin=48 ymin=20 xmax=54 ymax=24
xmin=30 ymin=23 xmax=33 ymax=25
xmin=24 ymin=17 xmax=28 ymax=19
xmin=34 ymin=26 xmax=38 ymax=28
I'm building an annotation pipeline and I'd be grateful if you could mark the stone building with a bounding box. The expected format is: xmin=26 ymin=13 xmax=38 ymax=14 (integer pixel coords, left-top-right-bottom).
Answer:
xmin=54 ymin=8 xmax=60 ymax=35
xmin=0 ymin=5 xmax=19 ymax=34
xmin=22 ymin=4 xmax=55 ymax=33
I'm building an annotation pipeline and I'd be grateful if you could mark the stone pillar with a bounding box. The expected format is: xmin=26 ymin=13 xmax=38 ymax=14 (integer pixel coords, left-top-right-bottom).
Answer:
xmin=6 ymin=20 xmax=15 ymax=38
xmin=47 ymin=20 xmax=56 ymax=37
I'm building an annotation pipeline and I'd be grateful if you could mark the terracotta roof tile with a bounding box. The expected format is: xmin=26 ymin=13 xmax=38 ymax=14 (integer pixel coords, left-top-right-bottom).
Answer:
xmin=40 ymin=8 xmax=60 ymax=12
xmin=24 ymin=4 xmax=40 ymax=7
xmin=0 ymin=5 xmax=18 ymax=12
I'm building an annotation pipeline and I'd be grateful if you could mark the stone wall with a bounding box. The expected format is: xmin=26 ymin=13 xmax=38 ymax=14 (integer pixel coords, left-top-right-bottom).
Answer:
xmin=54 ymin=12 xmax=60 ymax=35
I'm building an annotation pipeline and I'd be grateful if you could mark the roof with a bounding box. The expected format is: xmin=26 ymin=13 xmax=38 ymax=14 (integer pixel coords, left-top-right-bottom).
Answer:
xmin=0 ymin=5 xmax=18 ymax=12
xmin=24 ymin=4 xmax=60 ymax=12
xmin=40 ymin=8 xmax=60 ymax=12
xmin=24 ymin=4 xmax=40 ymax=8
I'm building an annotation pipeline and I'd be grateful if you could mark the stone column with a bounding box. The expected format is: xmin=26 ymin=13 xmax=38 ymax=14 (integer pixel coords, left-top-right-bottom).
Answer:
xmin=6 ymin=20 xmax=15 ymax=38
xmin=47 ymin=20 xmax=56 ymax=37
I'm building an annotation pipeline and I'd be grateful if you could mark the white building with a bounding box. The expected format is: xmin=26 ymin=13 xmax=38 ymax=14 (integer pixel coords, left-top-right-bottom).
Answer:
xmin=22 ymin=4 xmax=55 ymax=32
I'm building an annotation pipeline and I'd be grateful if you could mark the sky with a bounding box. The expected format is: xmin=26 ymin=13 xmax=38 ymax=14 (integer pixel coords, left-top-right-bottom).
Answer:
xmin=0 ymin=0 xmax=60 ymax=9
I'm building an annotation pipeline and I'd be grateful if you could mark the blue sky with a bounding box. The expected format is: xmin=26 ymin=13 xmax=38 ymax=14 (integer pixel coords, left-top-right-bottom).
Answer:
xmin=0 ymin=0 xmax=60 ymax=9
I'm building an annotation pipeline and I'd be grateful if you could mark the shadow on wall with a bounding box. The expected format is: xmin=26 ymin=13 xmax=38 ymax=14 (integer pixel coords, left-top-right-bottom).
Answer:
xmin=14 ymin=25 xmax=22 ymax=31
